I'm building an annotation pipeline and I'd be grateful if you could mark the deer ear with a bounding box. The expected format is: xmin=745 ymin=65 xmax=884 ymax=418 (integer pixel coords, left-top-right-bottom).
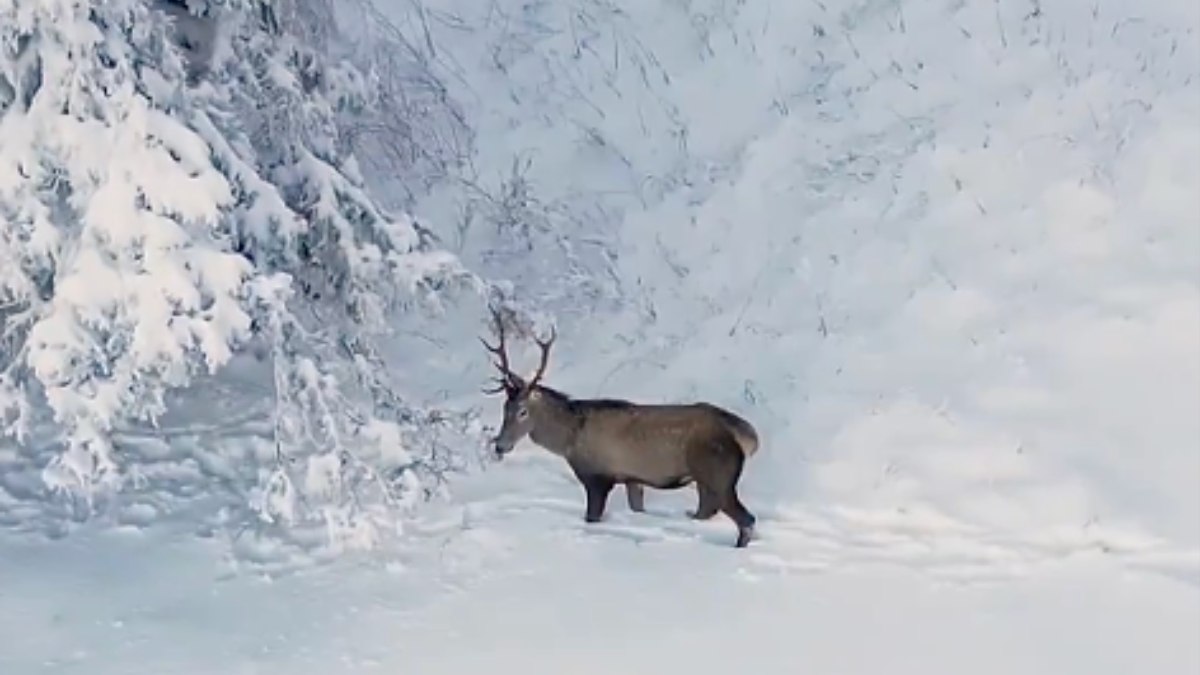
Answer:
xmin=528 ymin=389 xmax=542 ymax=401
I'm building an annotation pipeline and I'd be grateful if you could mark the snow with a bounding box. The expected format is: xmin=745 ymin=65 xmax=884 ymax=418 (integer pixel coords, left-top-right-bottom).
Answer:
xmin=2 ymin=0 xmax=1199 ymax=673
xmin=0 ymin=504 xmax=1197 ymax=675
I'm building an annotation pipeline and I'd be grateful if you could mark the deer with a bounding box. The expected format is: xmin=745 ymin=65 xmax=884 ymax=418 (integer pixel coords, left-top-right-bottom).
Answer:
xmin=480 ymin=308 xmax=760 ymax=548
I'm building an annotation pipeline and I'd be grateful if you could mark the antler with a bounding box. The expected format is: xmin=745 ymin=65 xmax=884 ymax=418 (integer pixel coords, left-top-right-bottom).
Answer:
xmin=480 ymin=304 xmax=558 ymax=394
xmin=526 ymin=325 xmax=556 ymax=390
xmin=480 ymin=305 xmax=520 ymax=393
xmin=480 ymin=375 xmax=511 ymax=395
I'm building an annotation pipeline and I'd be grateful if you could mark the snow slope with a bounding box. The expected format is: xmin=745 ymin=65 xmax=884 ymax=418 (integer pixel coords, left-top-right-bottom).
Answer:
xmin=2 ymin=0 xmax=1199 ymax=673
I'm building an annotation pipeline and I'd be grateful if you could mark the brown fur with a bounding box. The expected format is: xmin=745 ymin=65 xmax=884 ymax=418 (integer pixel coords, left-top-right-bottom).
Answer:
xmin=481 ymin=308 xmax=760 ymax=547
xmin=492 ymin=385 xmax=759 ymax=548
xmin=559 ymin=396 xmax=758 ymax=522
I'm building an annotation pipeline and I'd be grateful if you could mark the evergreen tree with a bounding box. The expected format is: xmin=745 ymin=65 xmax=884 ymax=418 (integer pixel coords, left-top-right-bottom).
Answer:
xmin=0 ymin=0 xmax=480 ymax=547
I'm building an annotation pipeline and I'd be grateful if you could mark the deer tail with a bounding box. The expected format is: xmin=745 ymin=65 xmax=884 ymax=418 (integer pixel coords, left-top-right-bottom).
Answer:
xmin=711 ymin=406 xmax=760 ymax=456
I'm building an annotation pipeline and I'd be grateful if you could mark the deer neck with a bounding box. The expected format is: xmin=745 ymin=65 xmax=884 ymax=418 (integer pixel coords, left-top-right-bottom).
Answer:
xmin=527 ymin=387 xmax=581 ymax=457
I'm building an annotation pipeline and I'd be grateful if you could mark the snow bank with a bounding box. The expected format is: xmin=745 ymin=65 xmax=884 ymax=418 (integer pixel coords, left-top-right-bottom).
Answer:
xmin=543 ymin=0 xmax=1200 ymax=572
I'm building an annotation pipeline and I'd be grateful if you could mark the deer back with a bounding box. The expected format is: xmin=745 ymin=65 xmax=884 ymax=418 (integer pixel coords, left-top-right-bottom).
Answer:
xmin=570 ymin=399 xmax=758 ymax=484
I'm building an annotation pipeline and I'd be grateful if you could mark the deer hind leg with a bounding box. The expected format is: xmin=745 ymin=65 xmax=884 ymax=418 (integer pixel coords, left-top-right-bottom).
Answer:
xmin=625 ymin=482 xmax=646 ymax=513
xmin=690 ymin=483 xmax=720 ymax=520
xmin=721 ymin=484 xmax=756 ymax=548
xmin=690 ymin=438 xmax=756 ymax=547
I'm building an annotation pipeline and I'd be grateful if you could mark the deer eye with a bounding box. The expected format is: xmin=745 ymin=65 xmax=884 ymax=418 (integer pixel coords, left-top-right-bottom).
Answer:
xmin=517 ymin=407 xmax=530 ymax=420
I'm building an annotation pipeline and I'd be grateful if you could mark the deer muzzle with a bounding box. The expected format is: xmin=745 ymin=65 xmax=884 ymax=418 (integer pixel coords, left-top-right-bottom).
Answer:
xmin=492 ymin=436 xmax=515 ymax=458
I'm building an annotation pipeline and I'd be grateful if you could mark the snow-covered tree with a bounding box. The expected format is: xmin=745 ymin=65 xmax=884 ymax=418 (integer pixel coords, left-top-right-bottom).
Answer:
xmin=0 ymin=0 xmax=483 ymax=548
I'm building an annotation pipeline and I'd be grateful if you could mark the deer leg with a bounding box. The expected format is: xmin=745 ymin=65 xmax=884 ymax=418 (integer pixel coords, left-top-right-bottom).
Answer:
xmin=625 ymin=482 xmax=646 ymax=513
xmin=579 ymin=474 xmax=615 ymax=523
xmin=689 ymin=483 xmax=720 ymax=520
xmin=692 ymin=439 xmax=756 ymax=547
xmin=720 ymin=486 xmax=757 ymax=548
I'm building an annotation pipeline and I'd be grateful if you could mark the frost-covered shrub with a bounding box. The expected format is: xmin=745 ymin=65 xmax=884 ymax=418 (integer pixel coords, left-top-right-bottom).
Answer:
xmin=0 ymin=0 xmax=483 ymax=549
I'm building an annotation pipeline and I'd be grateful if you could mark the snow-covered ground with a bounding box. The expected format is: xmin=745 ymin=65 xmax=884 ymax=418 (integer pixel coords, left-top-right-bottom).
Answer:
xmin=1 ymin=490 xmax=1196 ymax=674
xmin=2 ymin=0 xmax=1199 ymax=673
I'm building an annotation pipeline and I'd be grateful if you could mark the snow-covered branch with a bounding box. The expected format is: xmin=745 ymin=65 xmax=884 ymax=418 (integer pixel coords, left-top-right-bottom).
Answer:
xmin=0 ymin=0 xmax=488 ymax=548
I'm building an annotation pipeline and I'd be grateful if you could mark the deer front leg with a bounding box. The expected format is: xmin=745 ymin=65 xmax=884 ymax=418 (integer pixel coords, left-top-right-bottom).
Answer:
xmin=625 ymin=482 xmax=645 ymax=513
xmin=578 ymin=473 xmax=615 ymax=523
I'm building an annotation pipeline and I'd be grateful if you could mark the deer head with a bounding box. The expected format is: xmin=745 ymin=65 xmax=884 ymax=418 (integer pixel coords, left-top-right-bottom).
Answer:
xmin=481 ymin=306 xmax=556 ymax=457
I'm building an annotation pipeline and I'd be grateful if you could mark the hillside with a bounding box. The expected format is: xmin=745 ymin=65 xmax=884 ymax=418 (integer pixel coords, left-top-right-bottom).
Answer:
xmin=1 ymin=0 xmax=1197 ymax=673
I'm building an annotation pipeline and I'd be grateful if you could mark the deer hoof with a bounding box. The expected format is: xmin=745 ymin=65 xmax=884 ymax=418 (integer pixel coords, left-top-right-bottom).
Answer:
xmin=735 ymin=527 xmax=754 ymax=548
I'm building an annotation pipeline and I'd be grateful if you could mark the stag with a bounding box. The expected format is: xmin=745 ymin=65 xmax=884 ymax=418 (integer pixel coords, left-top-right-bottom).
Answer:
xmin=481 ymin=308 xmax=760 ymax=548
